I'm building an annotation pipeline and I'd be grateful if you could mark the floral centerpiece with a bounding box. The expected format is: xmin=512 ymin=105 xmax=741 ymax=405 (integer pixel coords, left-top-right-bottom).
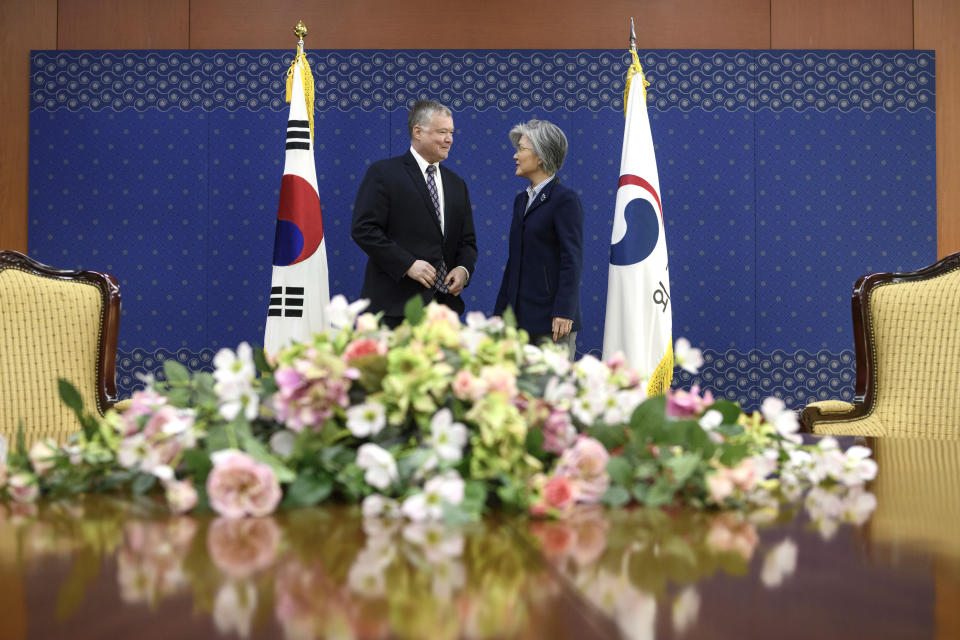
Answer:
xmin=0 ymin=296 xmax=877 ymax=520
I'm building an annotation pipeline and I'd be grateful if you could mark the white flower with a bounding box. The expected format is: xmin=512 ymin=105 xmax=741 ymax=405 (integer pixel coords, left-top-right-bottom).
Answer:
xmin=840 ymin=445 xmax=878 ymax=485
xmin=429 ymin=408 xmax=468 ymax=462
xmin=543 ymin=375 xmax=577 ymax=405
xmin=28 ymin=439 xmax=58 ymax=476
xmin=346 ymin=401 xmax=387 ymax=438
xmin=760 ymin=396 xmax=802 ymax=444
xmin=0 ymin=434 xmax=8 ymax=465
xmin=356 ymin=443 xmax=398 ymax=490
xmin=400 ymin=471 xmax=465 ymax=521
xmin=213 ymin=342 xmax=259 ymax=422
xmin=269 ymin=430 xmax=296 ymax=457
xmin=761 ymin=538 xmax=798 ymax=588
xmin=674 ymin=337 xmax=704 ymax=374
xmin=699 ymin=410 xmax=723 ymax=430
xmin=327 ymin=294 xmax=371 ymax=330
xmin=362 ymin=494 xmax=400 ymax=519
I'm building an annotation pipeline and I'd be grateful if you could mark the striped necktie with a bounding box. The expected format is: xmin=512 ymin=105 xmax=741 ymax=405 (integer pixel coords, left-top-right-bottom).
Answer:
xmin=425 ymin=165 xmax=449 ymax=294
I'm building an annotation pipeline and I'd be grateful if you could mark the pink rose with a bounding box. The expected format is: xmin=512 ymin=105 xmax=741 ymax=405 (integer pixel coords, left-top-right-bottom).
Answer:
xmin=543 ymin=476 xmax=577 ymax=510
xmin=556 ymin=437 xmax=610 ymax=503
xmin=206 ymin=450 xmax=282 ymax=518
xmin=479 ymin=365 xmax=518 ymax=400
xmin=543 ymin=410 xmax=577 ymax=454
xmin=666 ymin=385 xmax=716 ymax=419
xmin=343 ymin=337 xmax=387 ymax=362
xmin=452 ymin=369 xmax=487 ymax=401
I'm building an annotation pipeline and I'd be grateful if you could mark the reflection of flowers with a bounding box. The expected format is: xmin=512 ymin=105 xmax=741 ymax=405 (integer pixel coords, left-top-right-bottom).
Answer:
xmin=672 ymin=586 xmax=701 ymax=634
xmin=213 ymin=581 xmax=257 ymax=639
xmin=207 ymin=516 xmax=281 ymax=579
xmin=705 ymin=513 xmax=759 ymax=560
xmin=117 ymin=517 xmax=197 ymax=606
xmin=761 ymin=538 xmax=798 ymax=588
xmin=804 ymin=485 xmax=878 ymax=540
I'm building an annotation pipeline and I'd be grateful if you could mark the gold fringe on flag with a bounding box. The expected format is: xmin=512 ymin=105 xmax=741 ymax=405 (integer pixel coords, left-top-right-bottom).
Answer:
xmin=646 ymin=339 xmax=674 ymax=397
xmin=285 ymin=49 xmax=316 ymax=141
xmin=623 ymin=48 xmax=651 ymax=116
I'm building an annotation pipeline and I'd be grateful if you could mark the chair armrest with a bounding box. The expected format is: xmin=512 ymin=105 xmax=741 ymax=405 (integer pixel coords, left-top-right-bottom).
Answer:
xmin=800 ymin=400 xmax=857 ymax=432
xmin=805 ymin=400 xmax=854 ymax=414
xmin=112 ymin=398 xmax=133 ymax=413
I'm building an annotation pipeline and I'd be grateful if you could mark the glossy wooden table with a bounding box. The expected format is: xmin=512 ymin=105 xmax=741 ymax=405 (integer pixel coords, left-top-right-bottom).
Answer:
xmin=1 ymin=437 xmax=957 ymax=639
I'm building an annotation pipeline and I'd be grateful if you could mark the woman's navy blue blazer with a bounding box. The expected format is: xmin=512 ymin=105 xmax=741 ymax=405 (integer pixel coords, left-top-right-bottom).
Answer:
xmin=494 ymin=177 xmax=584 ymax=335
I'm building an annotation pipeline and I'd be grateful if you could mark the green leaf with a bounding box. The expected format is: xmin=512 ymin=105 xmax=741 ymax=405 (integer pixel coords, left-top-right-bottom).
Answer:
xmin=252 ymin=344 xmax=273 ymax=374
xmin=525 ymin=427 xmax=546 ymax=459
xmin=58 ymin=378 xmax=84 ymax=413
xmin=240 ymin=432 xmax=296 ymax=483
xmin=710 ymin=400 xmax=743 ymax=425
xmin=665 ymin=453 xmax=701 ymax=484
xmin=718 ymin=442 xmax=750 ymax=467
xmin=404 ymin=294 xmax=425 ymax=326
xmin=600 ymin=485 xmax=631 ymax=507
xmin=501 ymin=306 xmax=517 ymax=329
xmin=606 ymin=456 xmax=634 ymax=486
xmin=644 ymin=478 xmax=675 ymax=507
xmin=181 ymin=448 xmax=213 ymax=481
xmin=462 ymin=480 xmax=488 ymax=513
xmin=282 ymin=472 xmax=333 ymax=507
xmin=588 ymin=422 xmax=628 ymax=451
xmin=131 ymin=473 xmax=157 ymax=495
xmin=163 ymin=359 xmax=191 ymax=385
xmin=631 ymin=481 xmax=649 ymax=502
xmin=630 ymin=395 xmax=668 ymax=440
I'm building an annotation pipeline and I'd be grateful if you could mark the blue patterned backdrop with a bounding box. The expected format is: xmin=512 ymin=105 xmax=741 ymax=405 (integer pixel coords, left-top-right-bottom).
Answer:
xmin=27 ymin=49 xmax=936 ymax=411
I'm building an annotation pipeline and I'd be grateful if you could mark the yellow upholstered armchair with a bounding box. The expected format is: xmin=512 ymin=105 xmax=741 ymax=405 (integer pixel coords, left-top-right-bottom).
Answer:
xmin=800 ymin=251 xmax=960 ymax=438
xmin=0 ymin=251 xmax=122 ymax=447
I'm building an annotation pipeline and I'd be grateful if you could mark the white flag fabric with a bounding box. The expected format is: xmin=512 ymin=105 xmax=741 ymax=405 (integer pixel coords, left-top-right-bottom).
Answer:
xmin=602 ymin=49 xmax=673 ymax=395
xmin=263 ymin=53 xmax=330 ymax=355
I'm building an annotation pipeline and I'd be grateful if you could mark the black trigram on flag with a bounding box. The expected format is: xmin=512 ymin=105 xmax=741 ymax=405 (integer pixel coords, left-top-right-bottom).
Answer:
xmin=268 ymin=286 xmax=305 ymax=317
xmin=286 ymin=120 xmax=310 ymax=151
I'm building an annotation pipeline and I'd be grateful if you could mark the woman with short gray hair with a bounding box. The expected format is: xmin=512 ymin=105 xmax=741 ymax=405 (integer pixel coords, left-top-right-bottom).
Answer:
xmin=494 ymin=119 xmax=584 ymax=358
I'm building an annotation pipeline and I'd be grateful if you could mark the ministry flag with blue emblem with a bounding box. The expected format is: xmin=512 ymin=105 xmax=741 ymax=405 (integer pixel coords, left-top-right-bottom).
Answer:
xmin=264 ymin=37 xmax=330 ymax=354
xmin=602 ymin=47 xmax=673 ymax=395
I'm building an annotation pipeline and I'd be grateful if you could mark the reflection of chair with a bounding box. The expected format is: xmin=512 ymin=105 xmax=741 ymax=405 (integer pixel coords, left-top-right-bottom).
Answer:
xmin=0 ymin=251 xmax=121 ymax=446
xmin=800 ymin=252 xmax=960 ymax=437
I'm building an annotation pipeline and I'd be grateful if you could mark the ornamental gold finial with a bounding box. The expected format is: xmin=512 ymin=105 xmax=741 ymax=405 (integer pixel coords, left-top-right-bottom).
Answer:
xmin=293 ymin=20 xmax=308 ymax=41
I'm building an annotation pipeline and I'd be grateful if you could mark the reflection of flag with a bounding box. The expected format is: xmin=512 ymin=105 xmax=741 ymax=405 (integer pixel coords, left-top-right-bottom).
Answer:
xmin=264 ymin=46 xmax=330 ymax=354
xmin=602 ymin=49 xmax=673 ymax=395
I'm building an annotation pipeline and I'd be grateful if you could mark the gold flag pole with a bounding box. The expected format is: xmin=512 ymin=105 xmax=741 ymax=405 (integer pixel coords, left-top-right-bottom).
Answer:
xmin=286 ymin=19 xmax=315 ymax=140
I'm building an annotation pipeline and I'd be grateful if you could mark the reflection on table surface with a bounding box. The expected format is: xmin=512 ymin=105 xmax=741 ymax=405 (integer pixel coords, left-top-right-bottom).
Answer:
xmin=0 ymin=437 xmax=958 ymax=640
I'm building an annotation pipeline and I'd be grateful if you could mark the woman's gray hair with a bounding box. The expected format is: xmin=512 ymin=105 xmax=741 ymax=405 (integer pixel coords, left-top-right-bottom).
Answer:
xmin=509 ymin=119 xmax=568 ymax=175
xmin=408 ymin=100 xmax=452 ymax=137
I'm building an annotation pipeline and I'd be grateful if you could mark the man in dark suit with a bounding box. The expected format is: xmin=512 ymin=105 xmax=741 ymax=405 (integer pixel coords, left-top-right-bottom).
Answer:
xmin=351 ymin=100 xmax=478 ymax=327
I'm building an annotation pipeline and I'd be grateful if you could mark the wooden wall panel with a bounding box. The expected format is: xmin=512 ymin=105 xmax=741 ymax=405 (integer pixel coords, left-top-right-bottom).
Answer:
xmin=916 ymin=0 xmax=960 ymax=257
xmin=0 ymin=0 xmax=955 ymax=256
xmin=188 ymin=0 xmax=771 ymax=50
xmin=771 ymin=0 xmax=914 ymax=48
xmin=0 ymin=0 xmax=57 ymax=253
xmin=57 ymin=0 xmax=189 ymax=49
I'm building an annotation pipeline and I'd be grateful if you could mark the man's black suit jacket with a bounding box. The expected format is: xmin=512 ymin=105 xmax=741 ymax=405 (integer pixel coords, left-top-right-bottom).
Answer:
xmin=351 ymin=151 xmax=478 ymax=317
